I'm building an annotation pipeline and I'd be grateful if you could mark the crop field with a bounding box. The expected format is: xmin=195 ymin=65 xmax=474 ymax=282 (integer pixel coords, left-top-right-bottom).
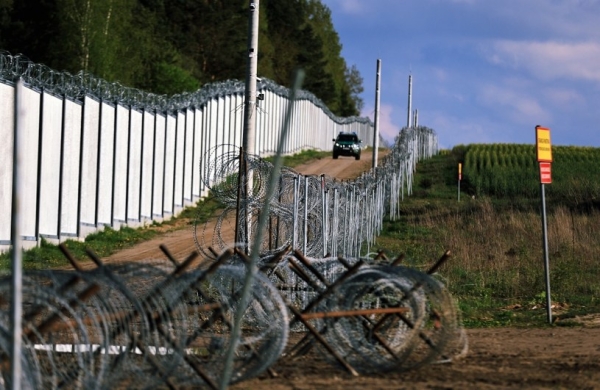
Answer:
xmin=461 ymin=143 xmax=600 ymax=205
xmin=2 ymin=146 xmax=600 ymax=389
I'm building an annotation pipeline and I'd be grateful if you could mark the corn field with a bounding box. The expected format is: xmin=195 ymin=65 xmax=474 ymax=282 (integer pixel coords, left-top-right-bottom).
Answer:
xmin=460 ymin=143 xmax=600 ymax=205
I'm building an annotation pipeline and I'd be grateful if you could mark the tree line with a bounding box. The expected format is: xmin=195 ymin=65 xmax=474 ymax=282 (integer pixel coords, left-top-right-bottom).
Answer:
xmin=0 ymin=0 xmax=363 ymax=116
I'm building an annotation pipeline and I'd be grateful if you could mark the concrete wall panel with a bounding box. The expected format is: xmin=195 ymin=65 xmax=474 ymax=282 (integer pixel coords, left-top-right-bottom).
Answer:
xmin=96 ymin=101 xmax=116 ymax=226
xmin=140 ymin=110 xmax=155 ymax=219
xmin=112 ymin=105 xmax=130 ymax=224
xmin=152 ymin=114 xmax=166 ymax=217
xmin=127 ymin=108 xmax=143 ymax=222
xmin=163 ymin=114 xmax=176 ymax=215
xmin=18 ymin=85 xmax=41 ymax=241
xmin=0 ymin=83 xmax=14 ymax=245
xmin=183 ymin=109 xmax=194 ymax=203
xmin=173 ymin=111 xmax=185 ymax=209
xmin=79 ymin=96 xmax=100 ymax=229
xmin=38 ymin=92 xmax=63 ymax=239
xmin=59 ymin=99 xmax=82 ymax=237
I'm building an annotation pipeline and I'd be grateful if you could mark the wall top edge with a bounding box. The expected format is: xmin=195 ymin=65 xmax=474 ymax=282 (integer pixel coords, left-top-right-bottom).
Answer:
xmin=0 ymin=51 xmax=372 ymax=127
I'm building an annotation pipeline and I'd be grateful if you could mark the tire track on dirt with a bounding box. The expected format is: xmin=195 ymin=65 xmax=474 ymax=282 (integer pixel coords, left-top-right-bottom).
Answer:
xmin=101 ymin=149 xmax=387 ymax=264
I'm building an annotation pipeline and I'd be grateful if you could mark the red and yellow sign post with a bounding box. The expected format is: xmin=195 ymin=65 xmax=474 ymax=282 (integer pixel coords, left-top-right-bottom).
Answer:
xmin=535 ymin=125 xmax=553 ymax=324
xmin=536 ymin=126 xmax=552 ymax=163
xmin=536 ymin=126 xmax=553 ymax=184
xmin=539 ymin=162 xmax=552 ymax=184
xmin=457 ymin=163 xmax=462 ymax=202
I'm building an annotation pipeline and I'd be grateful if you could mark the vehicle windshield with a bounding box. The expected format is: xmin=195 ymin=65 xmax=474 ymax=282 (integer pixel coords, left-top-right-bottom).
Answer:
xmin=337 ymin=134 xmax=358 ymax=142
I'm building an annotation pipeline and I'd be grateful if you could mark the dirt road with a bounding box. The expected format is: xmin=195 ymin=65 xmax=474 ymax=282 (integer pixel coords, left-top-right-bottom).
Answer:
xmin=102 ymin=148 xmax=600 ymax=389
xmin=232 ymin=327 xmax=600 ymax=389
xmin=102 ymin=150 xmax=382 ymax=264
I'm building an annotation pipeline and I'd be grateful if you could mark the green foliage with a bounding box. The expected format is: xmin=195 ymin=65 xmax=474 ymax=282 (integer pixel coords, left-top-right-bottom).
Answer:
xmin=263 ymin=149 xmax=330 ymax=167
xmin=0 ymin=0 xmax=363 ymax=115
xmin=461 ymin=143 xmax=600 ymax=210
xmin=152 ymin=62 xmax=200 ymax=95
xmin=0 ymin=150 xmax=323 ymax=271
xmin=0 ymin=196 xmax=222 ymax=271
xmin=0 ymin=225 xmax=159 ymax=271
xmin=376 ymin=146 xmax=600 ymax=328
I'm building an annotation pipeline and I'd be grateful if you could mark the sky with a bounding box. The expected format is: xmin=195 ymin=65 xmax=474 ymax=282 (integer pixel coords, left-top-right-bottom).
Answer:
xmin=320 ymin=0 xmax=600 ymax=149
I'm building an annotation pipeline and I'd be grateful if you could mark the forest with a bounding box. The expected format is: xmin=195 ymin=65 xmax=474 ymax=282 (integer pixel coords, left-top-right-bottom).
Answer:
xmin=0 ymin=0 xmax=363 ymax=116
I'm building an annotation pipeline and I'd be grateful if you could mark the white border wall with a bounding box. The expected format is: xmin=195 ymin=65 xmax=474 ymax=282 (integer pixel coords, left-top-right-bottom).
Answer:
xmin=0 ymin=80 xmax=374 ymax=252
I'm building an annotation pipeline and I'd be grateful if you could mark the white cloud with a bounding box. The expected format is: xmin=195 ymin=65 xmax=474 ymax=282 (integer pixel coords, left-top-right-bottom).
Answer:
xmin=488 ymin=40 xmax=600 ymax=83
xmin=322 ymin=0 xmax=365 ymax=14
xmin=543 ymin=88 xmax=586 ymax=108
xmin=428 ymin=112 xmax=495 ymax=149
xmin=431 ymin=67 xmax=449 ymax=82
xmin=479 ymin=84 xmax=552 ymax=124
xmin=361 ymin=103 xmax=402 ymax=144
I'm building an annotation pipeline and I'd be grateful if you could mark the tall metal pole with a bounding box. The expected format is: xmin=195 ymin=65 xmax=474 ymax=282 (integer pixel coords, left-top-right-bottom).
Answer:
xmin=10 ymin=78 xmax=24 ymax=390
xmin=303 ymin=176 xmax=308 ymax=254
xmin=540 ymin=183 xmax=553 ymax=324
xmin=220 ymin=69 xmax=305 ymax=390
xmin=242 ymin=0 xmax=259 ymax=155
xmin=372 ymin=59 xmax=381 ymax=169
xmin=239 ymin=0 xmax=260 ymax=253
xmin=406 ymin=74 xmax=412 ymax=128
xmin=292 ymin=176 xmax=299 ymax=249
xmin=321 ymin=174 xmax=327 ymax=257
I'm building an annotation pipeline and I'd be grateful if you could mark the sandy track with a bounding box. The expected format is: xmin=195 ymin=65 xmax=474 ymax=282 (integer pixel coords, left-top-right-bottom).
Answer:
xmin=101 ymin=150 xmax=384 ymax=264
xmin=98 ymin=148 xmax=600 ymax=389
xmin=233 ymin=327 xmax=600 ymax=389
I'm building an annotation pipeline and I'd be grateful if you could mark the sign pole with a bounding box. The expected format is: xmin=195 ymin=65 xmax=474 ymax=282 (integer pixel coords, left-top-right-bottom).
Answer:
xmin=540 ymin=181 xmax=552 ymax=324
xmin=535 ymin=125 xmax=553 ymax=324
xmin=458 ymin=163 xmax=462 ymax=202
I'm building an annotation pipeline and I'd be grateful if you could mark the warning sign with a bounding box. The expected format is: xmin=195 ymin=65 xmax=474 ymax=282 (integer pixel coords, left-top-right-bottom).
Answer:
xmin=536 ymin=126 xmax=552 ymax=162
xmin=539 ymin=162 xmax=552 ymax=184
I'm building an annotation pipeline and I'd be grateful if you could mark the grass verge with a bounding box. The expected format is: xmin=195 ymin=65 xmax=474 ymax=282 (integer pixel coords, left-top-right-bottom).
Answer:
xmin=372 ymin=152 xmax=600 ymax=328
xmin=0 ymin=149 xmax=327 ymax=271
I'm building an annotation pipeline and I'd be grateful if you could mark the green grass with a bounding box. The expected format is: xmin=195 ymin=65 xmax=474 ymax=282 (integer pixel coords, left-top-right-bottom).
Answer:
xmin=0 ymin=195 xmax=223 ymax=271
xmin=0 ymin=149 xmax=325 ymax=271
xmin=3 ymin=146 xmax=599 ymax=328
xmin=372 ymin=148 xmax=600 ymax=328
xmin=459 ymin=143 xmax=600 ymax=210
xmin=263 ymin=149 xmax=331 ymax=166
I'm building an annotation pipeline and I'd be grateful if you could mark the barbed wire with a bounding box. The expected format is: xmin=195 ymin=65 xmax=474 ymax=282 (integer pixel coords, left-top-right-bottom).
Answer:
xmin=195 ymin=125 xmax=438 ymax=259
xmin=0 ymin=50 xmax=373 ymax=125
xmin=0 ymin=49 xmax=465 ymax=388
xmin=0 ymin=250 xmax=290 ymax=389
xmin=0 ymin=247 xmax=465 ymax=388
